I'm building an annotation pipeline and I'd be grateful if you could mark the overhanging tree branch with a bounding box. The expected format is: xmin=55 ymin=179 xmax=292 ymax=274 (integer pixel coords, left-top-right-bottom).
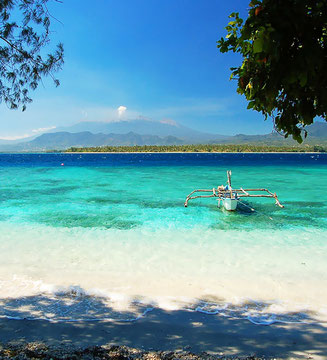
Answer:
xmin=217 ymin=0 xmax=327 ymax=143
xmin=0 ymin=0 xmax=64 ymax=111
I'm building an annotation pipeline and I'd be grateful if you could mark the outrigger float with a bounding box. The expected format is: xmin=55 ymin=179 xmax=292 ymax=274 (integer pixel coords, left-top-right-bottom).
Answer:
xmin=184 ymin=170 xmax=284 ymax=211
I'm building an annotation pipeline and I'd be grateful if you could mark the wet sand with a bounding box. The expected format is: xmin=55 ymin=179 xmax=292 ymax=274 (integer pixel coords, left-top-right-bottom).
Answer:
xmin=1 ymin=309 xmax=326 ymax=359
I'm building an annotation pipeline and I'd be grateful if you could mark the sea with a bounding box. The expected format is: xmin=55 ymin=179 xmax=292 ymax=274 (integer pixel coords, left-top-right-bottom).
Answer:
xmin=0 ymin=152 xmax=326 ymax=325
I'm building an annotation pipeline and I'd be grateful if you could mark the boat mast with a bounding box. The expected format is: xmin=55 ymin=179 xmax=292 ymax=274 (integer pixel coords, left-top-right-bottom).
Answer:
xmin=227 ymin=170 xmax=232 ymax=188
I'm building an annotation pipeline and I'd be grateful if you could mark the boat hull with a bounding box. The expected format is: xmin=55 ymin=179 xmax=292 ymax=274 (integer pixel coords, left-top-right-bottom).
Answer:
xmin=223 ymin=198 xmax=238 ymax=211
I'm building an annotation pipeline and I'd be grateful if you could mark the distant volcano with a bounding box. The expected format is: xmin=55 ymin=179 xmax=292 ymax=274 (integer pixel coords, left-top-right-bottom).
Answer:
xmin=52 ymin=118 xmax=229 ymax=142
xmin=0 ymin=120 xmax=326 ymax=151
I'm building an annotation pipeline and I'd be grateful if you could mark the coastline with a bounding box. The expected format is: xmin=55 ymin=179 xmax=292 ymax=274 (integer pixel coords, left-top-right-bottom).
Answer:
xmin=0 ymin=151 xmax=325 ymax=155
xmin=63 ymin=151 xmax=324 ymax=154
xmin=1 ymin=309 xmax=326 ymax=359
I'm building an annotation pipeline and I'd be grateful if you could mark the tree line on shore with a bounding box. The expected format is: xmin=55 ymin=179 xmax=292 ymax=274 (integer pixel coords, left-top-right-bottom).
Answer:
xmin=65 ymin=144 xmax=327 ymax=153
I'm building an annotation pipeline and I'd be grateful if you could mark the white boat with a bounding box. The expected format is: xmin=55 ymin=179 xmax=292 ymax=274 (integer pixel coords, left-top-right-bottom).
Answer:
xmin=222 ymin=197 xmax=238 ymax=211
xmin=217 ymin=185 xmax=238 ymax=211
xmin=184 ymin=170 xmax=284 ymax=212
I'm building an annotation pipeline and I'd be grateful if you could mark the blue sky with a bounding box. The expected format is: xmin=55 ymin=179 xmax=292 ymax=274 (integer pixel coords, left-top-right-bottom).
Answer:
xmin=0 ymin=0 xmax=274 ymax=140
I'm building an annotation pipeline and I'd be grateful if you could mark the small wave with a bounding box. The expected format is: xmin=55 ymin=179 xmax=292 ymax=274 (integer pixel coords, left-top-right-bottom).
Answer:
xmin=54 ymin=285 xmax=90 ymax=297
xmin=0 ymin=277 xmax=323 ymax=325
xmin=247 ymin=315 xmax=306 ymax=326
xmin=193 ymin=300 xmax=313 ymax=325
xmin=0 ymin=280 xmax=154 ymax=322
xmin=0 ymin=307 xmax=155 ymax=323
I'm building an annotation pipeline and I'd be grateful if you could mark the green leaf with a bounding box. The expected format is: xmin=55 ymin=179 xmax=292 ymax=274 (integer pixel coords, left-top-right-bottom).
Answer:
xmin=247 ymin=101 xmax=256 ymax=109
xmin=299 ymin=72 xmax=307 ymax=87
xmin=253 ymin=37 xmax=264 ymax=53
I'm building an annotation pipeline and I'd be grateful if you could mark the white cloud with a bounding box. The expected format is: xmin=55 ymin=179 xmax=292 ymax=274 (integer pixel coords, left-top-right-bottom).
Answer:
xmin=0 ymin=134 xmax=32 ymax=141
xmin=160 ymin=118 xmax=178 ymax=126
xmin=76 ymin=106 xmax=140 ymax=123
xmin=117 ymin=105 xmax=127 ymax=118
xmin=0 ymin=126 xmax=56 ymax=141
xmin=81 ymin=110 xmax=88 ymax=119
xmin=32 ymin=126 xmax=56 ymax=133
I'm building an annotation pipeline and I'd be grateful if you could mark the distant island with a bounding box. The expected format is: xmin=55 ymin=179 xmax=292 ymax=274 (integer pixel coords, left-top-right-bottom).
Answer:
xmin=64 ymin=144 xmax=327 ymax=153
xmin=1 ymin=120 xmax=327 ymax=152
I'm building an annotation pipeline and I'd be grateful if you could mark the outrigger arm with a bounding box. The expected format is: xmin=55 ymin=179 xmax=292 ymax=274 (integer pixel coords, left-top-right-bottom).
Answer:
xmin=184 ymin=189 xmax=216 ymax=207
xmin=184 ymin=171 xmax=284 ymax=209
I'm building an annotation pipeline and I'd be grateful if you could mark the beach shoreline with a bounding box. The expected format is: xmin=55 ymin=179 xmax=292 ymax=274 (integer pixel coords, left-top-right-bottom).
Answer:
xmin=1 ymin=308 xmax=326 ymax=359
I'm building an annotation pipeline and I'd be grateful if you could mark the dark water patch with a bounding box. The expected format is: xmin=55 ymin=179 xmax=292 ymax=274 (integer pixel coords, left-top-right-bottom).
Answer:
xmin=0 ymin=214 xmax=13 ymax=221
xmin=284 ymin=200 xmax=327 ymax=208
xmin=31 ymin=212 xmax=141 ymax=229
xmin=273 ymin=214 xmax=324 ymax=227
xmin=0 ymin=186 xmax=78 ymax=200
xmin=139 ymin=200 xmax=184 ymax=209
xmin=32 ymin=167 xmax=57 ymax=174
xmin=87 ymin=186 xmax=129 ymax=192
xmin=208 ymin=203 xmax=288 ymax=230
xmin=84 ymin=197 xmax=140 ymax=206
xmin=0 ymin=200 xmax=30 ymax=208
xmin=0 ymin=191 xmax=25 ymax=201
xmin=105 ymin=219 xmax=141 ymax=230
xmin=84 ymin=196 xmax=184 ymax=209
xmin=37 ymin=179 xmax=64 ymax=185
xmin=209 ymin=216 xmax=278 ymax=231
xmin=34 ymin=186 xmax=78 ymax=196
xmin=85 ymin=197 xmax=118 ymax=204
xmin=9 ymin=186 xmax=79 ymax=198
xmin=209 ymin=221 xmax=284 ymax=231
xmin=232 ymin=202 xmax=258 ymax=214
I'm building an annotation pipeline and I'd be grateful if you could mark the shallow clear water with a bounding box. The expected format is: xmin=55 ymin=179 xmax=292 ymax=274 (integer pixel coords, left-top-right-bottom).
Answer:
xmin=0 ymin=153 xmax=326 ymax=324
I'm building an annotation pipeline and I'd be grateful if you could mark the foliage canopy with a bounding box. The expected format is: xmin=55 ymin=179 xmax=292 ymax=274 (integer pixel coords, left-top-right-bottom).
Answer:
xmin=65 ymin=144 xmax=327 ymax=153
xmin=217 ymin=0 xmax=327 ymax=142
xmin=0 ymin=0 xmax=64 ymax=111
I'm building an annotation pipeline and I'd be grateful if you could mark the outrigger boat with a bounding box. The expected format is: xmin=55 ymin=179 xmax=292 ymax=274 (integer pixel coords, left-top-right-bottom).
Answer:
xmin=184 ymin=170 xmax=284 ymax=211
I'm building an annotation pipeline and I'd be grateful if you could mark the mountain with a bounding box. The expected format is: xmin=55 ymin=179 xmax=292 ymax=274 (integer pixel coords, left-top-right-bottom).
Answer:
xmin=53 ymin=119 xmax=229 ymax=142
xmin=0 ymin=120 xmax=326 ymax=151
xmin=0 ymin=132 xmax=184 ymax=151
xmin=205 ymin=122 xmax=327 ymax=145
xmin=53 ymin=119 xmax=327 ymax=142
xmin=304 ymin=121 xmax=327 ymax=138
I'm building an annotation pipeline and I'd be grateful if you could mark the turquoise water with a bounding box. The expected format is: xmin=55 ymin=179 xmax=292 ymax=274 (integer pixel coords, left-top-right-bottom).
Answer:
xmin=0 ymin=153 xmax=326 ymax=324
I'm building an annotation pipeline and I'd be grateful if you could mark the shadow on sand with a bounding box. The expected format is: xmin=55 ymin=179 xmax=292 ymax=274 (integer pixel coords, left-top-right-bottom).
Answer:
xmin=0 ymin=292 xmax=326 ymax=359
